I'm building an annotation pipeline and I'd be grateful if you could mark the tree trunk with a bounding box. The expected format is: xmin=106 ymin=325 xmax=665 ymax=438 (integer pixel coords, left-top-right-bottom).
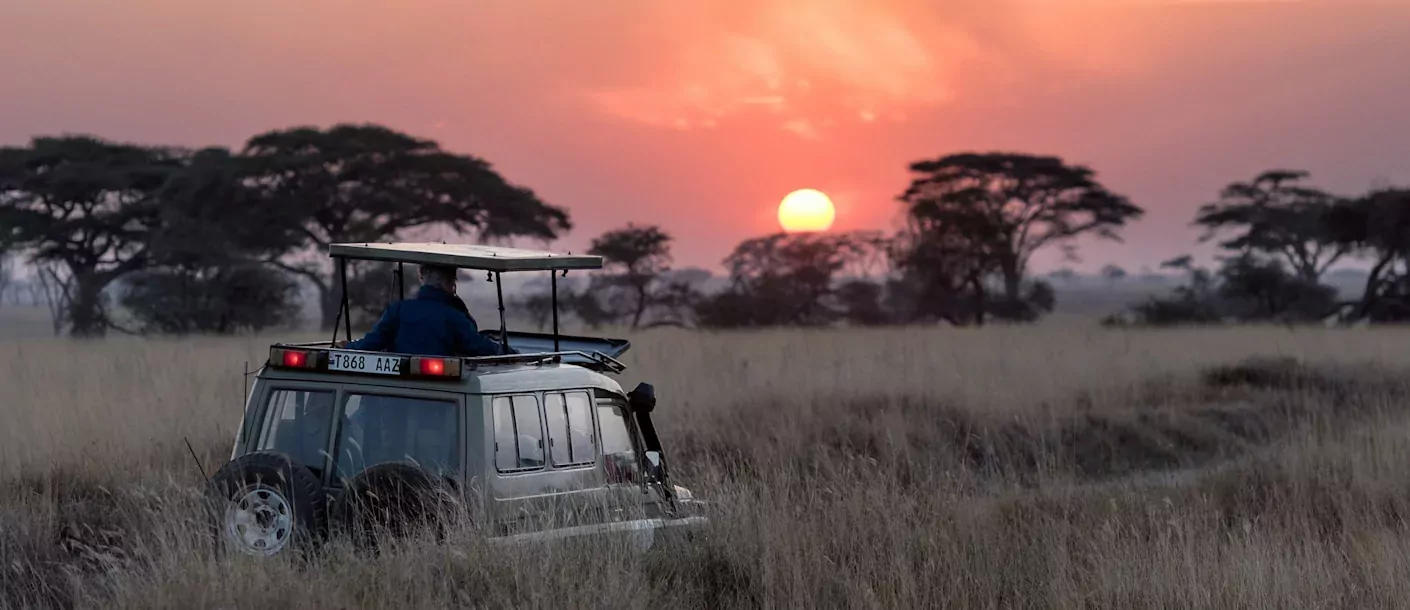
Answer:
xmin=1000 ymin=257 xmax=1022 ymax=304
xmin=1296 ymin=262 xmax=1318 ymax=284
xmin=1355 ymin=253 xmax=1395 ymax=320
xmin=970 ymin=275 xmax=986 ymax=327
xmin=318 ymin=282 xmax=340 ymax=331
xmin=1287 ymin=249 xmax=1316 ymax=284
xmin=68 ymin=274 xmax=108 ymax=338
xmin=631 ymin=286 xmax=648 ymax=329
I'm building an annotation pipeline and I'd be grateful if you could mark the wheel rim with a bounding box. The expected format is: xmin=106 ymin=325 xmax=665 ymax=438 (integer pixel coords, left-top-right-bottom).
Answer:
xmin=223 ymin=484 xmax=295 ymax=556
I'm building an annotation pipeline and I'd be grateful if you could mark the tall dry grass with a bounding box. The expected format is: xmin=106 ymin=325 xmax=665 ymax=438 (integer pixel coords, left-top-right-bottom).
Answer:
xmin=5 ymin=326 xmax=1410 ymax=608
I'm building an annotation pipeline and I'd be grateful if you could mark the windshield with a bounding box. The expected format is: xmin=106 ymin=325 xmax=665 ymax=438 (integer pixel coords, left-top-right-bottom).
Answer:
xmin=334 ymin=393 xmax=460 ymax=480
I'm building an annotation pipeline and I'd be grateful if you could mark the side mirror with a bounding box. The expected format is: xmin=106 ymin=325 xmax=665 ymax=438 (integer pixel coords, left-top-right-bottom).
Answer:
xmin=642 ymin=450 xmax=674 ymax=504
xmin=628 ymin=382 xmax=656 ymax=413
xmin=644 ymin=450 xmax=670 ymax=480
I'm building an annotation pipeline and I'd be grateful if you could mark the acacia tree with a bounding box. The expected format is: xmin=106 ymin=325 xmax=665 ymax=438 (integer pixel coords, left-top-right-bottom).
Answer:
xmin=695 ymin=232 xmax=878 ymax=328
xmin=1194 ymin=170 xmax=1348 ymax=282
xmin=1214 ymin=254 xmax=1336 ymax=322
xmin=898 ymin=153 xmax=1143 ymax=315
xmin=888 ymin=203 xmax=999 ymax=325
xmin=586 ymin=224 xmax=674 ymax=328
xmin=241 ymin=124 xmax=571 ymax=328
xmin=1101 ymin=264 xmax=1127 ymax=285
xmin=121 ymin=148 xmax=304 ymax=334
xmin=1324 ymin=188 xmax=1410 ymax=321
xmin=0 ymin=136 xmax=176 ymax=336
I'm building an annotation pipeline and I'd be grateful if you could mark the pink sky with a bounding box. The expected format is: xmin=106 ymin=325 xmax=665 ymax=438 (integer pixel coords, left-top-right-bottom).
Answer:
xmin=2 ymin=0 xmax=1408 ymax=272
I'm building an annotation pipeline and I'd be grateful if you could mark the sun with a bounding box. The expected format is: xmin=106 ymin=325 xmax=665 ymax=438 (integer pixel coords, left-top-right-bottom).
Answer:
xmin=778 ymin=188 xmax=836 ymax=233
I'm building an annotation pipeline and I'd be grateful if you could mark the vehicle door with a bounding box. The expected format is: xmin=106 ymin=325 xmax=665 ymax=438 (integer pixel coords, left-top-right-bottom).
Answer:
xmin=326 ymin=384 xmax=467 ymax=493
xmin=242 ymin=381 xmax=343 ymax=483
xmin=485 ymin=389 xmax=636 ymax=535
xmin=593 ymin=389 xmax=668 ymax=516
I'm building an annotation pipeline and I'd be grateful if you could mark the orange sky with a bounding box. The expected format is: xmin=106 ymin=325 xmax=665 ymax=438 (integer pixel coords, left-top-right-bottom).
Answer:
xmin=2 ymin=0 xmax=1408 ymax=271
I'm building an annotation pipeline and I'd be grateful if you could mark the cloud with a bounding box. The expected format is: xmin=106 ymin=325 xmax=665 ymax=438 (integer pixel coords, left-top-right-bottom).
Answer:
xmin=578 ymin=0 xmax=1003 ymax=138
xmin=781 ymin=118 xmax=821 ymax=139
xmin=566 ymin=0 xmax=1240 ymax=138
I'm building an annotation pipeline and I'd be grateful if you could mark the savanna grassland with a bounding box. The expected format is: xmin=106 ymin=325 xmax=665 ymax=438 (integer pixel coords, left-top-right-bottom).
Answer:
xmin=6 ymin=326 xmax=1410 ymax=608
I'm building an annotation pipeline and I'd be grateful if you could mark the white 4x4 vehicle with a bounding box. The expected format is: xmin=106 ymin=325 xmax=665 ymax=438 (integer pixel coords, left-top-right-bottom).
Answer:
xmin=206 ymin=243 xmax=705 ymax=556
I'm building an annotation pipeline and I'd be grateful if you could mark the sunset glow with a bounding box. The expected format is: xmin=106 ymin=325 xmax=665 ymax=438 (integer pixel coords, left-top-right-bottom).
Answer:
xmin=0 ymin=1 xmax=1406 ymax=269
xmin=778 ymin=189 xmax=836 ymax=233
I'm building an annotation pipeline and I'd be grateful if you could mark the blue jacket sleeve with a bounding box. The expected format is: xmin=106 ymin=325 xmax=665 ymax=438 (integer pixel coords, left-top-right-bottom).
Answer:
xmin=346 ymin=304 xmax=399 ymax=351
xmin=450 ymin=313 xmax=514 ymax=357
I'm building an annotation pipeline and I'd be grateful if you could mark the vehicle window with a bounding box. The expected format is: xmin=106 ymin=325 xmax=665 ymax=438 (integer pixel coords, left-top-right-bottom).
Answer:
xmin=597 ymin=402 xmax=638 ymax=484
xmin=335 ymin=394 xmax=459 ymax=480
xmin=493 ymin=395 xmax=545 ymax=472
xmin=545 ymin=391 xmax=596 ymax=467
xmin=260 ymin=389 xmax=336 ymax=475
xmin=566 ymin=393 xmax=596 ymax=464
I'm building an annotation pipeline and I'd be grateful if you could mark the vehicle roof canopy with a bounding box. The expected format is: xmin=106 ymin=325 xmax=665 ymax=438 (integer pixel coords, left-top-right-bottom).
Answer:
xmin=328 ymin=242 xmax=603 ymax=273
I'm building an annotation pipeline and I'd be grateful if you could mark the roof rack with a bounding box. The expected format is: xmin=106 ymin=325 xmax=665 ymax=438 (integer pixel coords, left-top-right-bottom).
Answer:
xmin=328 ymin=242 xmax=603 ymax=273
xmin=325 ymin=242 xmax=600 ymax=357
xmin=463 ymin=351 xmax=627 ymax=374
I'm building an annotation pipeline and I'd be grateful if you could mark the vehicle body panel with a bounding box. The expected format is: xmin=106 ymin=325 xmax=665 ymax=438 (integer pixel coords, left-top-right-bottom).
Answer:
xmin=230 ymin=357 xmax=690 ymax=547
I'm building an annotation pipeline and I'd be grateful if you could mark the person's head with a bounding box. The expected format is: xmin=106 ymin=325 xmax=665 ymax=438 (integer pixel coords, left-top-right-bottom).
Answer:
xmin=418 ymin=264 xmax=459 ymax=294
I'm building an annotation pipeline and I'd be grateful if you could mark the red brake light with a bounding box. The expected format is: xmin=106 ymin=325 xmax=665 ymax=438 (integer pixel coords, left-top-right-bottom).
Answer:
xmin=283 ymin=350 xmax=307 ymax=368
xmin=270 ymin=347 xmax=317 ymax=369
xmin=420 ymin=358 xmax=445 ymax=375
xmin=410 ymin=356 xmax=461 ymax=378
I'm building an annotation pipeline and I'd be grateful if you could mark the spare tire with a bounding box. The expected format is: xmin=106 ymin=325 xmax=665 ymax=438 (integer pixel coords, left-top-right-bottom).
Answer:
xmin=331 ymin=461 xmax=455 ymax=548
xmin=205 ymin=451 xmax=327 ymax=557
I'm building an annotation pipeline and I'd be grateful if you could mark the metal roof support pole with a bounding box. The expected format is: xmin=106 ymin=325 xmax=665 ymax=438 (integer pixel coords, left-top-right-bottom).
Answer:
xmin=384 ymin=265 xmax=395 ymax=310
xmin=331 ymin=256 xmax=347 ymax=345
xmin=550 ymin=270 xmax=561 ymax=352
xmin=495 ymin=271 xmax=508 ymax=353
xmin=340 ymin=257 xmax=352 ymax=343
xmin=397 ymin=262 xmax=406 ymax=301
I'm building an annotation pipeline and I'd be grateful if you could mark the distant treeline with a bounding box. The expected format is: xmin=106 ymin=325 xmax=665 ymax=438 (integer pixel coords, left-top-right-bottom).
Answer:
xmin=2 ymin=125 xmax=1408 ymax=336
xmin=1105 ymin=172 xmax=1410 ymax=326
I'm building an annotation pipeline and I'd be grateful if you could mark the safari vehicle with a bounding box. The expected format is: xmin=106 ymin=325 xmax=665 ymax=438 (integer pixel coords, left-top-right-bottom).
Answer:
xmin=206 ymin=242 xmax=705 ymax=556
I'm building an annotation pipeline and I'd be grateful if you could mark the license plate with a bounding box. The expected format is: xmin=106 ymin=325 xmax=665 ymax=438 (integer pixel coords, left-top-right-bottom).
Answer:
xmin=327 ymin=350 xmax=403 ymax=375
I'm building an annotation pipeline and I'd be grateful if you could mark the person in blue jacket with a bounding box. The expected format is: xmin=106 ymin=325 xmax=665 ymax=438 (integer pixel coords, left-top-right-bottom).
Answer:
xmin=338 ymin=264 xmax=513 ymax=357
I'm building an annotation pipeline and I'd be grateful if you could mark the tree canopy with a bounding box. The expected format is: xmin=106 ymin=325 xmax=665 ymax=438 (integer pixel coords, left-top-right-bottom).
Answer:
xmin=0 ymin=125 xmax=578 ymax=336
xmin=119 ymin=147 xmax=305 ymax=334
xmin=587 ymin=224 xmax=674 ymax=328
xmin=1323 ymin=188 xmax=1410 ymax=321
xmin=897 ymin=152 xmax=1143 ymax=316
xmin=242 ymin=123 xmax=572 ymax=327
xmin=1194 ymin=170 xmax=1347 ymax=282
xmin=0 ymin=136 xmax=178 ymax=336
